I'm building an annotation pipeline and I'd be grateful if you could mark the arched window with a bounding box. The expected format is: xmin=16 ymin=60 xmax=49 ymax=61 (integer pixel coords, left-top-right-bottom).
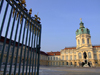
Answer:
xmin=82 ymin=39 xmax=85 ymax=44
xmin=88 ymin=52 xmax=91 ymax=58
xmin=71 ymin=62 xmax=72 ymax=65
xmin=87 ymin=38 xmax=89 ymax=44
xmin=78 ymin=52 xmax=82 ymax=59
xmin=78 ymin=39 xmax=80 ymax=45
xmin=66 ymin=62 xmax=68 ymax=65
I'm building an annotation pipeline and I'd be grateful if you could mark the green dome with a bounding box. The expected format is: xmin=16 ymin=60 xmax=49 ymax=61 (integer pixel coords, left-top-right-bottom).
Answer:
xmin=76 ymin=22 xmax=90 ymax=36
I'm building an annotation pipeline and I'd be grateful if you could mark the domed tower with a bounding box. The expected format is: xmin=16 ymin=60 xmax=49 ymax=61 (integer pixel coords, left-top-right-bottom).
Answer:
xmin=75 ymin=18 xmax=92 ymax=49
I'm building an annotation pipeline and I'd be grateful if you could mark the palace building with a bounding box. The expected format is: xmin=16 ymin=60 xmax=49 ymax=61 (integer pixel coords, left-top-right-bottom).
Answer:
xmin=0 ymin=21 xmax=100 ymax=67
xmin=46 ymin=20 xmax=100 ymax=67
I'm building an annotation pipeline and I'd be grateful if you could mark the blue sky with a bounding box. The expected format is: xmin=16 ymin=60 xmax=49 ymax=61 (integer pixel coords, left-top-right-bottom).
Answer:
xmin=1 ymin=0 xmax=100 ymax=52
xmin=25 ymin=0 xmax=100 ymax=52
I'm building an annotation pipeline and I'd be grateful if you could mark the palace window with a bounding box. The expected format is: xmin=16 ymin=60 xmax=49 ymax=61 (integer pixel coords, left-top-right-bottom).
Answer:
xmin=48 ymin=57 xmax=49 ymax=60
xmin=53 ymin=57 xmax=55 ymax=60
xmin=66 ymin=52 xmax=68 ymax=54
xmin=78 ymin=39 xmax=80 ymax=45
xmin=94 ymin=54 xmax=97 ymax=59
xmin=95 ymin=61 xmax=98 ymax=64
xmin=51 ymin=62 xmax=52 ymax=65
xmin=48 ymin=62 xmax=49 ymax=65
xmin=70 ymin=52 xmax=72 ymax=54
xmin=62 ymin=62 xmax=64 ymax=65
xmin=75 ymin=62 xmax=76 ymax=66
xmin=59 ymin=62 xmax=61 ymax=65
xmin=51 ymin=57 xmax=52 ymax=60
xmin=74 ymin=52 xmax=76 ymax=54
xmin=78 ymin=52 xmax=82 ymax=59
xmin=82 ymin=39 xmax=85 ymax=44
xmin=88 ymin=52 xmax=91 ymax=58
xmin=62 ymin=56 xmax=64 ymax=60
xmin=0 ymin=44 xmax=3 ymax=51
xmin=70 ymin=55 xmax=72 ymax=60
xmin=74 ymin=55 xmax=76 ymax=60
xmin=94 ymin=51 xmax=96 ymax=54
xmin=71 ymin=62 xmax=72 ymax=65
xmin=66 ymin=55 xmax=68 ymax=60
xmin=66 ymin=62 xmax=68 ymax=65
xmin=56 ymin=62 xmax=58 ymax=65
xmin=87 ymin=38 xmax=89 ymax=44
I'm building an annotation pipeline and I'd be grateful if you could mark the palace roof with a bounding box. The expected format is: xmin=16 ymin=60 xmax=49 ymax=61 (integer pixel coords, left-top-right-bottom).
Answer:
xmin=47 ymin=51 xmax=60 ymax=56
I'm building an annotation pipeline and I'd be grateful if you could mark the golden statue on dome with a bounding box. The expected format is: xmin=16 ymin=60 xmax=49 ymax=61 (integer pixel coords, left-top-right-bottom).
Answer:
xmin=80 ymin=18 xmax=82 ymax=22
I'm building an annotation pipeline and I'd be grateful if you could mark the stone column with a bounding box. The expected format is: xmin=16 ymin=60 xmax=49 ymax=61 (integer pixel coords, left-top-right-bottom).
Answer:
xmin=77 ymin=61 xmax=79 ymax=67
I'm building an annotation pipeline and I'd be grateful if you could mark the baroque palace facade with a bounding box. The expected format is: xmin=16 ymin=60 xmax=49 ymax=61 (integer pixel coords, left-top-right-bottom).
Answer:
xmin=44 ymin=21 xmax=100 ymax=67
xmin=0 ymin=21 xmax=100 ymax=67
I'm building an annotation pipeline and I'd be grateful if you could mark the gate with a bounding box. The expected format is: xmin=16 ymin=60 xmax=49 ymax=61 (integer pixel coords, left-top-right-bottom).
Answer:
xmin=0 ymin=0 xmax=41 ymax=75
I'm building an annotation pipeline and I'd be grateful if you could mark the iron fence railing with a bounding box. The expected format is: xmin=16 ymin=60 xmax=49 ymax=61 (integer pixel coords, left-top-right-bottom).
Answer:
xmin=0 ymin=0 xmax=41 ymax=75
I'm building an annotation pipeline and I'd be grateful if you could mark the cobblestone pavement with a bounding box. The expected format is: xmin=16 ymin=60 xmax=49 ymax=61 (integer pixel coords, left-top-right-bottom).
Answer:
xmin=39 ymin=66 xmax=100 ymax=75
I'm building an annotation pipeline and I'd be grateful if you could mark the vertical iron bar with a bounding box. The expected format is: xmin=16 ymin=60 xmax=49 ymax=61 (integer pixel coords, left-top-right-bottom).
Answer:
xmin=32 ymin=30 xmax=36 ymax=75
xmin=32 ymin=31 xmax=36 ymax=75
xmin=22 ymin=22 xmax=29 ymax=75
xmin=0 ymin=7 xmax=13 ymax=69
xmin=9 ymin=12 xmax=21 ymax=75
xmin=37 ymin=26 xmax=41 ymax=75
xmin=34 ymin=28 xmax=39 ymax=75
xmin=25 ymin=22 xmax=32 ymax=75
xmin=29 ymin=25 xmax=34 ymax=75
xmin=0 ymin=0 xmax=4 ymax=13
xmin=14 ymin=17 xmax=24 ymax=75
xmin=18 ymin=20 xmax=27 ymax=75
xmin=3 ymin=10 xmax=17 ymax=75
xmin=0 ymin=2 xmax=9 ymax=39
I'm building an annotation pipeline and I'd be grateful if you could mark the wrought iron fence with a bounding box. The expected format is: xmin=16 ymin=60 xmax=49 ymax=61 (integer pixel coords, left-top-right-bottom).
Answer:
xmin=0 ymin=0 xmax=41 ymax=75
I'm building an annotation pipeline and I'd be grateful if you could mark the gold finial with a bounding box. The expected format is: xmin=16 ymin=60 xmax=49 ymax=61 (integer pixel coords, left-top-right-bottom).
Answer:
xmin=21 ymin=0 xmax=26 ymax=4
xmin=80 ymin=18 xmax=82 ymax=22
xmin=29 ymin=9 xmax=32 ymax=15
xmin=34 ymin=12 xmax=41 ymax=23
xmin=12 ymin=8 xmax=15 ymax=17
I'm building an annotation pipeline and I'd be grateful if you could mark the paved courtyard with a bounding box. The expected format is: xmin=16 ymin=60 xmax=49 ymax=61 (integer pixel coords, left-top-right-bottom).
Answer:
xmin=39 ymin=66 xmax=100 ymax=75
